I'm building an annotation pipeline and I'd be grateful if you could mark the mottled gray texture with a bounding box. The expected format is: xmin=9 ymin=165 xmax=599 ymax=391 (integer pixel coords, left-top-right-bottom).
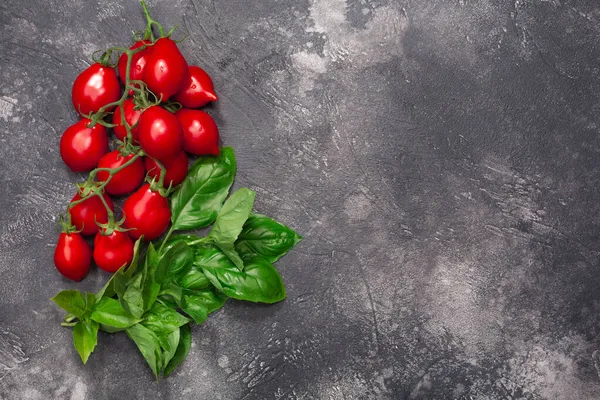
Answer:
xmin=1 ymin=0 xmax=600 ymax=398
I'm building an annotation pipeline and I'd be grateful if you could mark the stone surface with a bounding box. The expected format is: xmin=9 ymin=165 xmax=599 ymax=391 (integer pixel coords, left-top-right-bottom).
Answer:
xmin=2 ymin=0 xmax=600 ymax=398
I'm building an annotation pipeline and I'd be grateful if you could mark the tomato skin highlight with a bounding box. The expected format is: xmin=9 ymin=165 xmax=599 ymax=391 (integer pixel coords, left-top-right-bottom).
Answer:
xmin=60 ymin=119 xmax=108 ymax=172
xmin=143 ymin=38 xmax=189 ymax=101
xmin=137 ymin=106 xmax=184 ymax=162
xmin=118 ymin=40 xmax=153 ymax=87
xmin=175 ymin=109 xmax=220 ymax=156
xmin=93 ymin=230 xmax=134 ymax=273
xmin=123 ymin=184 xmax=171 ymax=241
xmin=54 ymin=232 xmax=91 ymax=281
xmin=173 ymin=66 xmax=218 ymax=108
xmin=72 ymin=63 xmax=120 ymax=115
xmin=112 ymin=99 xmax=143 ymax=142
xmin=144 ymin=151 xmax=188 ymax=187
xmin=69 ymin=192 xmax=115 ymax=236
xmin=96 ymin=150 xmax=145 ymax=196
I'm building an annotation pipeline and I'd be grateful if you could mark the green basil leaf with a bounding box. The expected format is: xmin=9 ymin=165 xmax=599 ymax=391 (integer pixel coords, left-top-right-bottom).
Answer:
xmin=84 ymin=292 xmax=97 ymax=309
xmin=181 ymin=287 xmax=228 ymax=324
xmin=235 ymin=214 xmax=302 ymax=262
xmin=178 ymin=267 xmax=211 ymax=291
xmin=122 ymin=273 xmax=144 ymax=318
xmin=209 ymin=188 xmax=256 ymax=244
xmin=142 ymin=280 xmax=161 ymax=313
xmin=123 ymin=237 xmax=144 ymax=280
xmin=126 ymin=323 xmax=163 ymax=379
xmin=162 ymin=328 xmax=180 ymax=370
xmin=99 ymin=324 xmax=125 ymax=333
xmin=90 ymin=297 xmax=140 ymax=328
xmin=145 ymin=242 xmax=159 ymax=276
xmin=163 ymin=324 xmax=192 ymax=378
xmin=72 ymin=320 xmax=98 ymax=364
xmin=142 ymin=303 xmax=190 ymax=341
xmin=215 ymin=242 xmax=245 ymax=271
xmin=170 ymin=147 xmax=236 ymax=231
xmin=158 ymin=234 xmax=201 ymax=254
xmin=158 ymin=283 xmax=183 ymax=307
xmin=51 ymin=290 xmax=86 ymax=318
xmin=155 ymin=241 xmax=194 ymax=284
xmin=196 ymin=247 xmax=286 ymax=304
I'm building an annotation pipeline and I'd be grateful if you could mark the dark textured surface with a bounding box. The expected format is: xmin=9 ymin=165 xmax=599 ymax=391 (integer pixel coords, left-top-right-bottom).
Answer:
xmin=1 ymin=0 xmax=600 ymax=398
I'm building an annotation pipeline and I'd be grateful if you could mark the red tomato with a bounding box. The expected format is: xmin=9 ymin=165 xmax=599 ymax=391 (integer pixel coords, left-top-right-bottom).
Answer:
xmin=69 ymin=191 xmax=115 ymax=236
xmin=72 ymin=63 xmax=120 ymax=116
xmin=112 ymin=99 xmax=143 ymax=142
xmin=173 ymin=66 xmax=218 ymax=108
xmin=123 ymin=184 xmax=171 ymax=241
xmin=60 ymin=119 xmax=108 ymax=172
xmin=137 ymin=106 xmax=184 ymax=161
xmin=143 ymin=38 xmax=188 ymax=101
xmin=175 ymin=109 xmax=219 ymax=156
xmin=96 ymin=150 xmax=145 ymax=196
xmin=118 ymin=40 xmax=153 ymax=86
xmin=54 ymin=232 xmax=91 ymax=281
xmin=93 ymin=230 xmax=134 ymax=273
xmin=144 ymin=151 xmax=188 ymax=187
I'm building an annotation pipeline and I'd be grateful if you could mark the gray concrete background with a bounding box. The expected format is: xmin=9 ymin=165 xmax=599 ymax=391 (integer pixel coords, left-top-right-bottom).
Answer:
xmin=2 ymin=0 xmax=600 ymax=398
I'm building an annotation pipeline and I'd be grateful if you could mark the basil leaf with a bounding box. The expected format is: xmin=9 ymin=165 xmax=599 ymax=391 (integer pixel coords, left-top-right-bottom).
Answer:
xmin=155 ymin=241 xmax=194 ymax=284
xmin=90 ymin=297 xmax=140 ymax=329
xmin=163 ymin=324 xmax=192 ymax=378
xmin=170 ymin=147 xmax=236 ymax=231
xmin=142 ymin=279 xmax=161 ymax=313
xmin=158 ymin=283 xmax=183 ymax=307
xmin=162 ymin=328 xmax=180 ymax=370
xmin=181 ymin=287 xmax=228 ymax=324
xmin=235 ymin=214 xmax=302 ymax=262
xmin=142 ymin=303 xmax=190 ymax=342
xmin=84 ymin=292 xmax=97 ymax=309
xmin=51 ymin=290 xmax=86 ymax=318
xmin=145 ymin=242 xmax=159 ymax=276
xmin=178 ymin=267 xmax=211 ymax=291
xmin=99 ymin=324 xmax=125 ymax=333
xmin=215 ymin=242 xmax=245 ymax=271
xmin=209 ymin=188 xmax=255 ymax=244
xmin=126 ymin=323 xmax=163 ymax=379
xmin=196 ymin=247 xmax=286 ymax=304
xmin=123 ymin=237 xmax=144 ymax=280
xmin=122 ymin=273 xmax=144 ymax=318
xmin=73 ymin=320 xmax=98 ymax=364
xmin=158 ymin=234 xmax=201 ymax=254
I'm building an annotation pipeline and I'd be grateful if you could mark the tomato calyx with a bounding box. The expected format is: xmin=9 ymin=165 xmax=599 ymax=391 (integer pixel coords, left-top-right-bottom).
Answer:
xmin=95 ymin=216 xmax=131 ymax=237
xmin=147 ymin=175 xmax=174 ymax=198
xmin=58 ymin=215 xmax=81 ymax=235
xmin=162 ymin=100 xmax=183 ymax=113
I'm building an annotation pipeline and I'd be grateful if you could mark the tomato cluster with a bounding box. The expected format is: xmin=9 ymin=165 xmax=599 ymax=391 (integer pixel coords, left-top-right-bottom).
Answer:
xmin=55 ymin=33 xmax=220 ymax=282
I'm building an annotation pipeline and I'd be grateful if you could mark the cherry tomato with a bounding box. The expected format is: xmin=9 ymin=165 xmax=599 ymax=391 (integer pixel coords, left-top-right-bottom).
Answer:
xmin=123 ymin=184 xmax=171 ymax=241
xmin=69 ymin=191 xmax=115 ymax=236
xmin=93 ymin=229 xmax=134 ymax=273
xmin=54 ymin=232 xmax=91 ymax=281
xmin=144 ymin=151 xmax=188 ymax=187
xmin=173 ymin=66 xmax=218 ymax=108
xmin=138 ymin=106 xmax=184 ymax=161
xmin=72 ymin=63 xmax=120 ymax=116
xmin=143 ymin=38 xmax=189 ymax=101
xmin=96 ymin=150 xmax=145 ymax=196
xmin=118 ymin=40 xmax=153 ymax=86
xmin=60 ymin=119 xmax=108 ymax=172
xmin=112 ymin=99 xmax=143 ymax=142
xmin=175 ymin=109 xmax=219 ymax=156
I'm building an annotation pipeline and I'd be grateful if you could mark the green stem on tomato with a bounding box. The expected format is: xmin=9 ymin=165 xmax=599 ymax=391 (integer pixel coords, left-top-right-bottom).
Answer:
xmin=140 ymin=0 xmax=165 ymax=40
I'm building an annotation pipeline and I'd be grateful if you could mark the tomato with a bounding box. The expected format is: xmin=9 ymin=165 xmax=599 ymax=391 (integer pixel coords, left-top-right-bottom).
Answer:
xmin=123 ymin=184 xmax=171 ymax=241
xmin=175 ymin=109 xmax=219 ymax=156
xmin=118 ymin=40 xmax=153 ymax=87
xmin=69 ymin=191 xmax=115 ymax=236
xmin=72 ymin=63 xmax=120 ymax=116
xmin=60 ymin=119 xmax=108 ymax=172
xmin=96 ymin=150 xmax=145 ymax=196
xmin=112 ymin=99 xmax=143 ymax=142
xmin=137 ymin=106 xmax=184 ymax=161
xmin=143 ymin=38 xmax=189 ymax=101
xmin=54 ymin=232 xmax=91 ymax=281
xmin=93 ymin=230 xmax=134 ymax=273
xmin=173 ymin=66 xmax=218 ymax=108
xmin=144 ymin=151 xmax=188 ymax=187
